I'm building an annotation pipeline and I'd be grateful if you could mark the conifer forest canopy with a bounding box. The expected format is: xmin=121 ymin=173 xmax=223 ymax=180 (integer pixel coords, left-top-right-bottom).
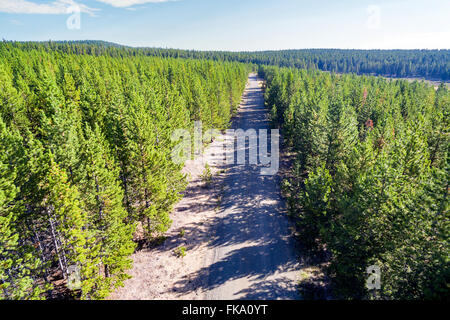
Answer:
xmin=0 ymin=41 xmax=448 ymax=300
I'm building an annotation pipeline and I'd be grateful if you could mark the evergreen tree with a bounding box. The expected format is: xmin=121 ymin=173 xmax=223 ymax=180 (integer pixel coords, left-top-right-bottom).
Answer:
xmin=0 ymin=118 xmax=45 ymax=299
xmin=79 ymin=124 xmax=135 ymax=298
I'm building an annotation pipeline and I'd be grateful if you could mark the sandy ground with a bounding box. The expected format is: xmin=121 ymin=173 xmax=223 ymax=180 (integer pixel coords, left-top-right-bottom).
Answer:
xmin=109 ymin=133 xmax=232 ymax=300
xmin=110 ymin=74 xmax=301 ymax=300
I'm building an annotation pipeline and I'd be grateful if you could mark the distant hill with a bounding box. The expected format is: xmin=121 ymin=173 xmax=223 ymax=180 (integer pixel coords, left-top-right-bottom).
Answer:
xmin=53 ymin=40 xmax=130 ymax=48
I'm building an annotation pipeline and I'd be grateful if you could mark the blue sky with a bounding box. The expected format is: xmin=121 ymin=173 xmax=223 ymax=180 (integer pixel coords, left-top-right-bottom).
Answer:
xmin=1 ymin=0 xmax=449 ymax=51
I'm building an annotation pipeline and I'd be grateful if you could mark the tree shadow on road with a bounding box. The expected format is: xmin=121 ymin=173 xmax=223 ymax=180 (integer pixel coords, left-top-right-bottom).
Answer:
xmin=171 ymin=74 xmax=303 ymax=299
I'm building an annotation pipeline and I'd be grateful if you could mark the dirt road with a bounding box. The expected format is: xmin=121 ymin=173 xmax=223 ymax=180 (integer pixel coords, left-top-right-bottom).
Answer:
xmin=110 ymin=73 xmax=300 ymax=300
xmin=203 ymin=73 xmax=300 ymax=299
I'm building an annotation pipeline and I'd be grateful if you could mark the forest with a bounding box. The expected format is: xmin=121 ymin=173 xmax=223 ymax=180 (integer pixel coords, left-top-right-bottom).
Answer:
xmin=0 ymin=41 xmax=448 ymax=300
xmin=0 ymin=42 xmax=249 ymax=299
xmin=5 ymin=41 xmax=450 ymax=80
xmin=150 ymin=48 xmax=450 ymax=81
xmin=259 ymin=65 xmax=449 ymax=299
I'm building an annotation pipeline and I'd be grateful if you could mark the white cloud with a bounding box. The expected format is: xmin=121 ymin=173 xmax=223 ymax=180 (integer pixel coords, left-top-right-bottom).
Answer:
xmin=0 ymin=0 xmax=97 ymax=16
xmin=94 ymin=0 xmax=172 ymax=8
xmin=0 ymin=0 xmax=173 ymax=16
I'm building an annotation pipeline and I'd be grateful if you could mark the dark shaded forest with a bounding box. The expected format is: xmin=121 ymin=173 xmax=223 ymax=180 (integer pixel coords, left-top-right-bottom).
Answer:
xmin=153 ymin=48 xmax=450 ymax=81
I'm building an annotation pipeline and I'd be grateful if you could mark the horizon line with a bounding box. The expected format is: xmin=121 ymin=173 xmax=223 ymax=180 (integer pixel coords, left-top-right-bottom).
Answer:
xmin=3 ymin=39 xmax=450 ymax=52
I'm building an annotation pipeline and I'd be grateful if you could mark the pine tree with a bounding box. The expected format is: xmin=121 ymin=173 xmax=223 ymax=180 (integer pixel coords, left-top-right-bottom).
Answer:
xmin=79 ymin=124 xmax=135 ymax=298
xmin=122 ymin=97 xmax=175 ymax=238
xmin=0 ymin=118 xmax=45 ymax=299
xmin=39 ymin=155 xmax=94 ymax=299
